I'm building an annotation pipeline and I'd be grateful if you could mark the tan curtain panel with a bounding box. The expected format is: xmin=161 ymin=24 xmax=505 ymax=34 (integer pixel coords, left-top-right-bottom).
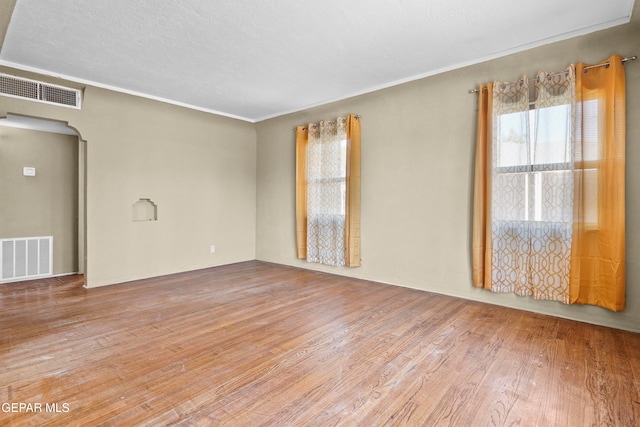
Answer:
xmin=295 ymin=114 xmax=361 ymax=267
xmin=295 ymin=125 xmax=309 ymax=260
xmin=345 ymin=115 xmax=361 ymax=267
xmin=570 ymin=55 xmax=626 ymax=311
xmin=472 ymin=82 xmax=493 ymax=290
xmin=472 ymin=55 xmax=626 ymax=311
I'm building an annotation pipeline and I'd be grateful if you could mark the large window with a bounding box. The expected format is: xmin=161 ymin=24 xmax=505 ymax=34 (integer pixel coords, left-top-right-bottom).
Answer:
xmin=473 ymin=56 xmax=626 ymax=311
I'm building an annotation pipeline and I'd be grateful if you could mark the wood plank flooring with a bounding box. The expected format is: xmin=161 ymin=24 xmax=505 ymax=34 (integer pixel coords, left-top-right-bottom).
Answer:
xmin=1 ymin=261 xmax=639 ymax=426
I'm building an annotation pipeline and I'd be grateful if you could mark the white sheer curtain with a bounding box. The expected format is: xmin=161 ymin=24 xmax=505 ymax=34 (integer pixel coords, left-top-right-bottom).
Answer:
xmin=306 ymin=117 xmax=348 ymax=266
xmin=490 ymin=67 xmax=576 ymax=302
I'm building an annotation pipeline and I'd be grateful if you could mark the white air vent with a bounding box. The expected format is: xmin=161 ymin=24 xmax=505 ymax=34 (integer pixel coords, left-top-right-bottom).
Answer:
xmin=0 ymin=74 xmax=81 ymax=109
xmin=1 ymin=236 xmax=53 ymax=283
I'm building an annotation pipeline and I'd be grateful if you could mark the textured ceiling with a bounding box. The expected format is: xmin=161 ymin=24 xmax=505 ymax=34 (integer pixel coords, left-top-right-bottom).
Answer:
xmin=0 ymin=0 xmax=635 ymax=122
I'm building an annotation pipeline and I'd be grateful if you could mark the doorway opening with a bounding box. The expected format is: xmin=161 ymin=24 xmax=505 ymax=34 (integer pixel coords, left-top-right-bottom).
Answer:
xmin=0 ymin=114 xmax=87 ymax=285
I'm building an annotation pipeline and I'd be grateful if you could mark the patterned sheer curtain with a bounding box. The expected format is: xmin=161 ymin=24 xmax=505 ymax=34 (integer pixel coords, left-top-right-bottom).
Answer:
xmin=491 ymin=68 xmax=575 ymax=302
xmin=473 ymin=55 xmax=626 ymax=311
xmin=307 ymin=118 xmax=347 ymax=265
xmin=296 ymin=114 xmax=361 ymax=267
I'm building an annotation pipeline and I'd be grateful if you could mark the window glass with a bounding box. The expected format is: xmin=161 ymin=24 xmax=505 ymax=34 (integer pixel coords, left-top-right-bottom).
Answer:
xmin=495 ymin=105 xmax=578 ymax=223
xmin=307 ymin=139 xmax=347 ymax=216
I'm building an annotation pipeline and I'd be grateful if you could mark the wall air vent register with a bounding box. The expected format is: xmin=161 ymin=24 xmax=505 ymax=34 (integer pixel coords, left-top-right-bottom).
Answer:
xmin=1 ymin=236 xmax=53 ymax=283
xmin=0 ymin=73 xmax=81 ymax=109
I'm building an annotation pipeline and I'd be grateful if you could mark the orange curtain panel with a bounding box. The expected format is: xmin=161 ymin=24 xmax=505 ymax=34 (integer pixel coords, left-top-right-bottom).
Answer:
xmin=344 ymin=114 xmax=361 ymax=267
xmin=295 ymin=125 xmax=309 ymax=260
xmin=472 ymin=82 xmax=493 ymax=290
xmin=569 ymin=55 xmax=626 ymax=311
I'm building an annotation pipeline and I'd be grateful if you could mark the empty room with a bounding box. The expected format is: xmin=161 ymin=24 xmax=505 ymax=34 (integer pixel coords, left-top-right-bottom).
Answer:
xmin=1 ymin=0 xmax=639 ymax=425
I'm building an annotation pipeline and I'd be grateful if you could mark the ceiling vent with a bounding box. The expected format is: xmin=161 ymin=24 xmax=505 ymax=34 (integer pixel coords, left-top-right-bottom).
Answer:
xmin=0 ymin=73 xmax=81 ymax=109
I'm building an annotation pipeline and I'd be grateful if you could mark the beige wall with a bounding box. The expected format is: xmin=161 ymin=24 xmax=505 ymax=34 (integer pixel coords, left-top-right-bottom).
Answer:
xmin=0 ymin=73 xmax=257 ymax=288
xmin=255 ymin=18 xmax=640 ymax=332
xmin=0 ymin=126 xmax=78 ymax=275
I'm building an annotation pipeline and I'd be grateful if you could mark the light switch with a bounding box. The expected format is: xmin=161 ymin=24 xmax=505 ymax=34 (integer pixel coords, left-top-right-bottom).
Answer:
xmin=23 ymin=167 xmax=36 ymax=176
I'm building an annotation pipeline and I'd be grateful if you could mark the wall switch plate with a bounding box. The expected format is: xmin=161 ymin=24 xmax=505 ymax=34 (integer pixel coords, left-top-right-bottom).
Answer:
xmin=23 ymin=167 xmax=36 ymax=176
xmin=210 ymin=245 xmax=216 ymax=253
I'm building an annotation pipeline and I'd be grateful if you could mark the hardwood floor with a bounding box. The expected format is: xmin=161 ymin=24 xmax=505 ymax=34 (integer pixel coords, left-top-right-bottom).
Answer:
xmin=1 ymin=261 xmax=638 ymax=426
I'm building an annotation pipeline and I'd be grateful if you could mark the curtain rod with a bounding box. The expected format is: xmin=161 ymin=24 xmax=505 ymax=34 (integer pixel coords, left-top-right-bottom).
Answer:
xmin=293 ymin=115 xmax=360 ymax=131
xmin=468 ymin=55 xmax=637 ymax=94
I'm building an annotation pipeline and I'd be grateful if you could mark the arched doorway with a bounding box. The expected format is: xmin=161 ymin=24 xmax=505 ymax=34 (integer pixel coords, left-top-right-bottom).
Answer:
xmin=0 ymin=114 xmax=86 ymax=284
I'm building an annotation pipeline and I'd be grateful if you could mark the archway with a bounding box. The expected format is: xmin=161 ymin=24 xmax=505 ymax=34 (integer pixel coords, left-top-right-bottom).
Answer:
xmin=0 ymin=113 xmax=87 ymax=285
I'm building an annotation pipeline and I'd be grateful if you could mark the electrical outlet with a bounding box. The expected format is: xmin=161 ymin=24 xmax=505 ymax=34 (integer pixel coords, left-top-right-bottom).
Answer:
xmin=210 ymin=245 xmax=216 ymax=253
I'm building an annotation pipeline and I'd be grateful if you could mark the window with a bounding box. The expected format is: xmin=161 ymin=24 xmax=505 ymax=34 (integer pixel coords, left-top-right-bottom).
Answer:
xmin=473 ymin=56 xmax=626 ymax=311
xmin=495 ymin=105 xmax=574 ymax=224
xmin=295 ymin=114 xmax=361 ymax=267
xmin=307 ymin=138 xmax=347 ymax=217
